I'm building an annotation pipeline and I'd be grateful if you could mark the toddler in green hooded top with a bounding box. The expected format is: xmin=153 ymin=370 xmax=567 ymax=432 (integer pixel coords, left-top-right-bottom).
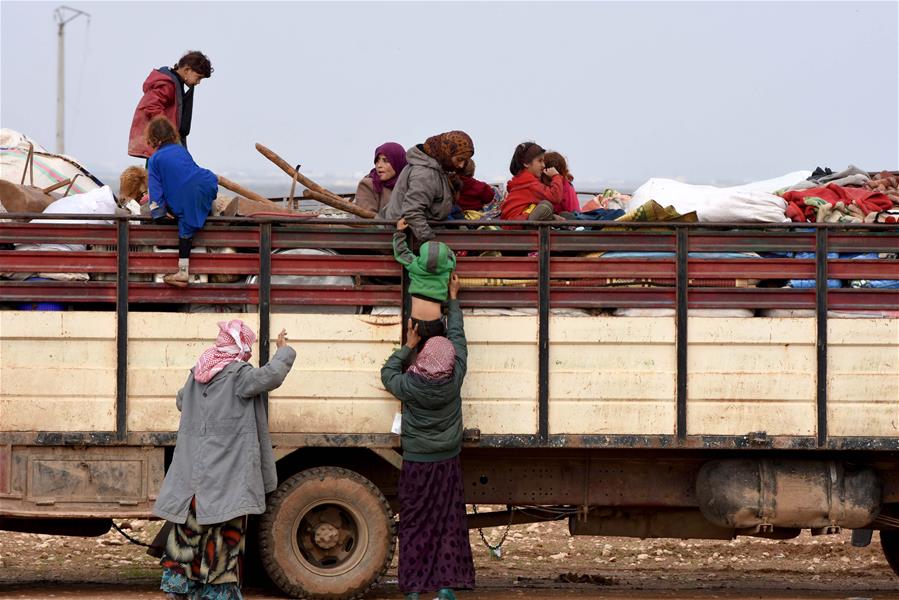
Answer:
xmin=394 ymin=218 xmax=457 ymax=342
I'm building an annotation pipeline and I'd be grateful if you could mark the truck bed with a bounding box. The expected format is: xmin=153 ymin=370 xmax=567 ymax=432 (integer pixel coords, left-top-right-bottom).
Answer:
xmin=2 ymin=310 xmax=896 ymax=447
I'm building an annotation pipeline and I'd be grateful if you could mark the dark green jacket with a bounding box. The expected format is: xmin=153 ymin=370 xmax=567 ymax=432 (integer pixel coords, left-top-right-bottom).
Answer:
xmin=393 ymin=231 xmax=456 ymax=302
xmin=381 ymin=299 xmax=467 ymax=462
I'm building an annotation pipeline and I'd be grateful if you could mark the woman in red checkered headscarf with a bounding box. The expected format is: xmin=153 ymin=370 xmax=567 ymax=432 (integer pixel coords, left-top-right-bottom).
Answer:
xmin=152 ymin=321 xmax=295 ymax=600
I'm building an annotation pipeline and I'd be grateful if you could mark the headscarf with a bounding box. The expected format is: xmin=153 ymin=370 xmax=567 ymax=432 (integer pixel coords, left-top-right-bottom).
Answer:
xmin=370 ymin=142 xmax=407 ymax=194
xmin=193 ymin=319 xmax=257 ymax=383
xmin=423 ymin=130 xmax=474 ymax=173
xmin=407 ymin=336 xmax=456 ymax=382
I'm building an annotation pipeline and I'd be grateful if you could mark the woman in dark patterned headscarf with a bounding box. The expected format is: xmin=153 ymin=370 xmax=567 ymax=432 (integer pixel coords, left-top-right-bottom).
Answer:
xmin=422 ymin=131 xmax=474 ymax=173
xmin=380 ymin=131 xmax=474 ymax=242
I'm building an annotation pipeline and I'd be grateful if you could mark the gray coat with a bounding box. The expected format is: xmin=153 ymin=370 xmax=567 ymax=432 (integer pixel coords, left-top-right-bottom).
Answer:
xmin=380 ymin=145 xmax=455 ymax=241
xmin=153 ymin=346 xmax=296 ymax=525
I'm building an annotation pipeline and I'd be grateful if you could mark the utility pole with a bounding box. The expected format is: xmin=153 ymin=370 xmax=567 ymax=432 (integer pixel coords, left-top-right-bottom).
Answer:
xmin=54 ymin=5 xmax=89 ymax=155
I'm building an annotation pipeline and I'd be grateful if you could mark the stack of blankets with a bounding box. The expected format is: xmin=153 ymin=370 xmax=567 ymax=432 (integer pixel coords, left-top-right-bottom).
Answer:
xmin=781 ymin=166 xmax=898 ymax=224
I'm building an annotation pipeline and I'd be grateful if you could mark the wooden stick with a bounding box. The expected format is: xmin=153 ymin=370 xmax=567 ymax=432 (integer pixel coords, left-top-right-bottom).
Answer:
xmin=255 ymin=142 xmax=375 ymax=218
xmin=216 ymin=175 xmax=283 ymax=210
xmin=41 ymin=178 xmax=73 ymax=195
xmin=255 ymin=143 xmax=332 ymax=196
xmin=302 ymin=189 xmax=376 ymax=219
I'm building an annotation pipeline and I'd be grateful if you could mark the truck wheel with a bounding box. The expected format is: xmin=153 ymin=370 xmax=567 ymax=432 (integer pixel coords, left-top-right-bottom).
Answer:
xmin=258 ymin=467 xmax=396 ymax=599
xmin=881 ymin=530 xmax=899 ymax=576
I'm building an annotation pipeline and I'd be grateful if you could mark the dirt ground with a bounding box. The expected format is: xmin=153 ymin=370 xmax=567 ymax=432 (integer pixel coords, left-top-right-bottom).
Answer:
xmin=1 ymin=517 xmax=897 ymax=599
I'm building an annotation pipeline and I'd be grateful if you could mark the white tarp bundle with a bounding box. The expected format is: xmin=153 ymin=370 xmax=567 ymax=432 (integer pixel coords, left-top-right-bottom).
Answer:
xmin=0 ymin=128 xmax=102 ymax=197
xmin=626 ymin=171 xmax=812 ymax=223
xmin=16 ymin=186 xmax=118 ymax=251
xmin=6 ymin=186 xmax=119 ymax=281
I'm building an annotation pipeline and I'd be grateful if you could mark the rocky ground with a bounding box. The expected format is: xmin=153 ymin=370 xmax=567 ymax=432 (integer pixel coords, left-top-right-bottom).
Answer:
xmin=1 ymin=517 xmax=896 ymax=598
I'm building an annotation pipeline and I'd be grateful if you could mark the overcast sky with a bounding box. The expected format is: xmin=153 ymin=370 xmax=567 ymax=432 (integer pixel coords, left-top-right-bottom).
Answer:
xmin=2 ymin=0 xmax=897 ymax=192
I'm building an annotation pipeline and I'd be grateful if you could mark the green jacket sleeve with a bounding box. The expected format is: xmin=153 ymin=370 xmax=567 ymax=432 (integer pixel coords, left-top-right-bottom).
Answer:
xmin=392 ymin=231 xmax=416 ymax=267
xmin=381 ymin=345 xmax=413 ymax=401
xmin=445 ymin=299 xmax=467 ymax=378
xmin=235 ymin=346 xmax=297 ymax=399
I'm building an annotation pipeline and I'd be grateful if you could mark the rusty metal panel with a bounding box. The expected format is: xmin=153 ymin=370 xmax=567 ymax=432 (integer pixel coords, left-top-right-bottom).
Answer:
xmin=0 ymin=445 xmax=164 ymax=518
xmin=28 ymin=457 xmax=144 ymax=501
xmin=0 ymin=445 xmax=9 ymax=495
xmin=461 ymin=451 xmax=700 ymax=506
xmin=569 ymin=508 xmax=736 ymax=540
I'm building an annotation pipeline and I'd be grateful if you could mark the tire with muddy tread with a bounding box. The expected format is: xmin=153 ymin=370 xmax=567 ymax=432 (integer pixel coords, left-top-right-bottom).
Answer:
xmin=881 ymin=530 xmax=899 ymax=576
xmin=258 ymin=466 xmax=396 ymax=600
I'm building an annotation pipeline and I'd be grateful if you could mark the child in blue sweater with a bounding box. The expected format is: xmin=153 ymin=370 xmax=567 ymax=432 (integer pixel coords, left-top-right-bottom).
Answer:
xmin=146 ymin=116 xmax=218 ymax=287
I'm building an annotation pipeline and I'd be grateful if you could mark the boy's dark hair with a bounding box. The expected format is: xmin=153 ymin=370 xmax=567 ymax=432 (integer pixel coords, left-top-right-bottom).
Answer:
xmin=175 ymin=51 xmax=213 ymax=78
xmin=145 ymin=116 xmax=180 ymax=150
xmin=509 ymin=141 xmax=545 ymax=176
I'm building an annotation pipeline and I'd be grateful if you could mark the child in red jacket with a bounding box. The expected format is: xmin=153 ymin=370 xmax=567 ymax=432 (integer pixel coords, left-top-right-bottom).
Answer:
xmin=543 ymin=151 xmax=580 ymax=214
xmin=456 ymin=159 xmax=495 ymax=212
xmin=128 ymin=51 xmax=213 ymax=159
xmin=500 ymin=142 xmax=564 ymax=224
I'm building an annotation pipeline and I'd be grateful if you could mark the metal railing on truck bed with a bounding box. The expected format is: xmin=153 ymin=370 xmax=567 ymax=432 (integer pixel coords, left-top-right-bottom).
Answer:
xmin=1 ymin=215 xmax=898 ymax=451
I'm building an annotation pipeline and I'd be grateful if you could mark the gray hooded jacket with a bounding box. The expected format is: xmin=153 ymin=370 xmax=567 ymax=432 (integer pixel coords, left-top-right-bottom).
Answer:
xmin=379 ymin=145 xmax=455 ymax=241
xmin=152 ymin=346 xmax=296 ymax=525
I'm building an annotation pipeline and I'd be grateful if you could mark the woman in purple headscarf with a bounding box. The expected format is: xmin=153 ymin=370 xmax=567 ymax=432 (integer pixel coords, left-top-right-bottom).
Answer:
xmin=354 ymin=142 xmax=408 ymax=214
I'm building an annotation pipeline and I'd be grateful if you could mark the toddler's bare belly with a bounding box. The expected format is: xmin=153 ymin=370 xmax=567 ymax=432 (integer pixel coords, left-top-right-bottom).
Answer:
xmin=411 ymin=296 xmax=443 ymax=321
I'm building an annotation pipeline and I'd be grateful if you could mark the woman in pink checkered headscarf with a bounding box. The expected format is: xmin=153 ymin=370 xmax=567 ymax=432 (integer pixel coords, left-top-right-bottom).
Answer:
xmin=380 ymin=274 xmax=475 ymax=599
xmin=193 ymin=319 xmax=257 ymax=383
xmin=152 ymin=320 xmax=296 ymax=600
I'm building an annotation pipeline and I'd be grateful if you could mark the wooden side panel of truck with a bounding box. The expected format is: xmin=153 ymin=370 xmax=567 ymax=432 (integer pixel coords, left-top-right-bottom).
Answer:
xmin=2 ymin=312 xmax=898 ymax=438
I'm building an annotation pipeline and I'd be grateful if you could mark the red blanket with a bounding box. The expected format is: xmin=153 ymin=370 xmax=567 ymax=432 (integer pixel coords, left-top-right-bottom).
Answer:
xmin=782 ymin=183 xmax=893 ymax=222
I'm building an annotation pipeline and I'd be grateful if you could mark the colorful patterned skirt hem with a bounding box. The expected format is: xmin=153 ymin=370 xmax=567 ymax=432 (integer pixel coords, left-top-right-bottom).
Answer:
xmin=159 ymin=496 xmax=246 ymax=599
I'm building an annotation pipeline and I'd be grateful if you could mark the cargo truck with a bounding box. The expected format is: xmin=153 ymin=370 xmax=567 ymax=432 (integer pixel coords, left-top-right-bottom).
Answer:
xmin=1 ymin=215 xmax=898 ymax=598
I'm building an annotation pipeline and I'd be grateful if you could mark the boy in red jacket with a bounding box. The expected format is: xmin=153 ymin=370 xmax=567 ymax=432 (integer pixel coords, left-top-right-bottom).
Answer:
xmin=127 ymin=51 xmax=213 ymax=159
xmin=456 ymin=159 xmax=496 ymax=212
xmin=500 ymin=142 xmax=564 ymax=224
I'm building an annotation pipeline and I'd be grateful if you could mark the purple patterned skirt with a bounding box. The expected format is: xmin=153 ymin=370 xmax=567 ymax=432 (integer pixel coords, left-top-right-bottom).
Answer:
xmin=398 ymin=456 xmax=475 ymax=593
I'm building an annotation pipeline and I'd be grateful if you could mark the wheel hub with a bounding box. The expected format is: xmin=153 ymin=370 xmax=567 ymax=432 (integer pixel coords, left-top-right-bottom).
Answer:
xmin=294 ymin=502 xmax=364 ymax=574
xmin=313 ymin=522 xmax=340 ymax=549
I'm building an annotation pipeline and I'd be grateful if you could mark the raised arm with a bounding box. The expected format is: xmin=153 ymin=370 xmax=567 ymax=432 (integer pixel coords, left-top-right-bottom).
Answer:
xmin=236 ymin=333 xmax=297 ymax=399
xmin=381 ymin=320 xmax=422 ymax=401
xmin=392 ymin=227 xmax=416 ymax=267
xmin=538 ymin=174 xmax=566 ymax=210
xmin=445 ymin=274 xmax=467 ymax=376
xmin=380 ymin=345 xmax=412 ymax=401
